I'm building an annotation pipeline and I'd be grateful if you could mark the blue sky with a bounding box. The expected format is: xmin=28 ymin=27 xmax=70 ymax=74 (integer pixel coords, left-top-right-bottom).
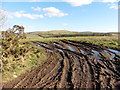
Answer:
xmin=1 ymin=0 xmax=118 ymax=32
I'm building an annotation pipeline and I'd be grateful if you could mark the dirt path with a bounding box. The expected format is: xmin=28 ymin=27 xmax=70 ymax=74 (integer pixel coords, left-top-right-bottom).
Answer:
xmin=3 ymin=40 xmax=120 ymax=89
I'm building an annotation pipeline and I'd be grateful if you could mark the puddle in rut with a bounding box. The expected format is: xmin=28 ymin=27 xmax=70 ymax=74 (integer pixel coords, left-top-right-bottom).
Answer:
xmin=103 ymin=50 xmax=111 ymax=55
xmin=80 ymin=49 xmax=85 ymax=54
xmin=53 ymin=42 xmax=61 ymax=46
xmin=92 ymin=54 xmax=101 ymax=60
xmin=92 ymin=50 xmax=101 ymax=60
xmin=53 ymin=42 xmax=64 ymax=48
xmin=67 ymin=46 xmax=76 ymax=51
xmin=79 ymin=49 xmax=90 ymax=55
xmin=42 ymin=43 xmax=48 ymax=46
xmin=37 ymin=44 xmax=42 ymax=47
xmin=37 ymin=43 xmax=48 ymax=47
xmin=58 ymin=49 xmax=63 ymax=52
xmin=103 ymin=50 xmax=115 ymax=60
xmin=109 ymin=49 xmax=120 ymax=54
xmin=92 ymin=50 xmax=99 ymax=55
xmin=47 ymin=50 xmax=53 ymax=52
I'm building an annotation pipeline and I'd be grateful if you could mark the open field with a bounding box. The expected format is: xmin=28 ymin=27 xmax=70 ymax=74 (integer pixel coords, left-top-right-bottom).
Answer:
xmin=22 ymin=34 xmax=119 ymax=47
xmin=27 ymin=30 xmax=113 ymax=38
xmin=2 ymin=30 xmax=120 ymax=89
xmin=3 ymin=39 xmax=120 ymax=88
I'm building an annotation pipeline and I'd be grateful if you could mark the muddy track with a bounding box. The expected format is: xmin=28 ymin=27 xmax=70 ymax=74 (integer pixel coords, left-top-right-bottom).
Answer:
xmin=3 ymin=39 xmax=120 ymax=89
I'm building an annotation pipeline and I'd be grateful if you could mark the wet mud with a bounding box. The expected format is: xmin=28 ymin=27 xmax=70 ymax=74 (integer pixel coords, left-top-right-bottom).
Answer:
xmin=3 ymin=40 xmax=120 ymax=89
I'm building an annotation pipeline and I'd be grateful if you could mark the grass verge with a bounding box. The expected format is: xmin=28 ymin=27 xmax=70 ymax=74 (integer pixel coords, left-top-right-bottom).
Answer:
xmin=2 ymin=43 xmax=47 ymax=83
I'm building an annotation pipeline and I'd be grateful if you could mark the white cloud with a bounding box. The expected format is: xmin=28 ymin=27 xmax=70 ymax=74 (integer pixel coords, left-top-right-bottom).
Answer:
xmin=43 ymin=7 xmax=68 ymax=17
xmin=64 ymin=0 xmax=94 ymax=6
xmin=63 ymin=0 xmax=119 ymax=7
xmin=32 ymin=7 xmax=68 ymax=17
xmin=22 ymin=14 xmax=44 ymax=19
xmin=32 ymin=7 xmax=41 ymax=11
xmin=102 ymin=0 xmax=117 ymax=3
xmin=8 ymin=10 xmax=44 ymax=19
xmin=0 ymin=9 xmax=6 ymax=18
xmin=109 ymin=4 xmax=118 ymax=9
xmin=7 ymin=7 xmax=68 ymax=19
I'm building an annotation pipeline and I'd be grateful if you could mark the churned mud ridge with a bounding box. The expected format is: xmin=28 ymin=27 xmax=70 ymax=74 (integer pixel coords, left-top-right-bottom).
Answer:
xmin=3 ymin=39 xmax=120 ymax=89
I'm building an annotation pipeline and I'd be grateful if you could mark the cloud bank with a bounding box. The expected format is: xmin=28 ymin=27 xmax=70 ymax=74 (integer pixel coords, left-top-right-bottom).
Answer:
xmin=8 ymin=10 xmax=44 ymax=19
xmin=7 ymin=7 xmax=68 ymax=19
xmin=64 ymin=0 xmax=94 ymax=6
xmin=32 ymin=7 xmax=68 ymax=17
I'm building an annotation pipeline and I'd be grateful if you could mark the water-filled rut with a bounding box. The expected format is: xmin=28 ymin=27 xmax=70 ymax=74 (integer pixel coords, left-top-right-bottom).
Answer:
xmin=3 ymin=40 xmax=120 ymax=89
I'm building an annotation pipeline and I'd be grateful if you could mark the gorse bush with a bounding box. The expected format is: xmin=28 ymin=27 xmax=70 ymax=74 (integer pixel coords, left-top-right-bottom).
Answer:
xmin=2 ymin=25 xmax=29 ymax=71
xmin=2 ymin=25 xmax=48 ymax=82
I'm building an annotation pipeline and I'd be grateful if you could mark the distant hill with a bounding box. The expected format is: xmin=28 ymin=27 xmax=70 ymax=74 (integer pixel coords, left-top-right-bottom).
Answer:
xmin=27 ymin=30 xmax=113 ymax=38
xmin=28 ymin=30 xmax=77 ymax=35
xmin=109 ymin=32 xmax=120 ymax=34
xmin=81 ymin=31 xmax=93 ymax=33
xmin=0 ymin=30 xmax=118 ymax=39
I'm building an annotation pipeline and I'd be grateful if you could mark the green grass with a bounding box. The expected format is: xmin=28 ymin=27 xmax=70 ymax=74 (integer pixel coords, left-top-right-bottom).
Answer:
xmin=88 ymin=40 xmax=119 ymax=47
xmin=26 ymin=33 xmax=43 ymax=39
xmin=2 ymin=44 xmax=47 ymax=83
xmin=27 ymin=30 xmax=113 ymax=38
xmin=21 ymin=35 xmax=119 ymax=47
xmin=21 ymin=36 xmax=104 ymax=42
xmin=28 ymin=30 xmax=76 ymax=35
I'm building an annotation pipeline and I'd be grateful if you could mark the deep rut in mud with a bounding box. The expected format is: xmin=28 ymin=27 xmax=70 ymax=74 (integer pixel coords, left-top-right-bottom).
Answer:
xmin=3 ymin=40 xmax=120 ymax=89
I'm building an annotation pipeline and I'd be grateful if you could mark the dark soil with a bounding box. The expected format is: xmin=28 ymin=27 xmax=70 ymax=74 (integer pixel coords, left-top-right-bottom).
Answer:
xmin=3 ymin=40 xmax=120 ymax=89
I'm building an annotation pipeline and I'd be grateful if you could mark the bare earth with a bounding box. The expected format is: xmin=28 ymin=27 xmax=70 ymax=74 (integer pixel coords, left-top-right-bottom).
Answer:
xmin=3 ymin=40 xmax=120 ymax=89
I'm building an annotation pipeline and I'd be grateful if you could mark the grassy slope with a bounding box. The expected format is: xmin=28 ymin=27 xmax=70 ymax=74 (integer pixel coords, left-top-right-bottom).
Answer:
xmin=21 ymin=35 xmax=119 ymax=47
xmin=28 ymin=30 xmax=76 ymax=34
xmin=27 ymin=30 xmax=108 ymax=38
xmin=25 ymin=30 xmax=119 ymax=47
xmin=26 ymin=30 xmax=78 ymax=38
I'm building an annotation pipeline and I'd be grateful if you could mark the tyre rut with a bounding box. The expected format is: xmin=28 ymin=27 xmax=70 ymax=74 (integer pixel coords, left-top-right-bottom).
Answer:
xmin=3 ymin=39 xmax=120 ymax=89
